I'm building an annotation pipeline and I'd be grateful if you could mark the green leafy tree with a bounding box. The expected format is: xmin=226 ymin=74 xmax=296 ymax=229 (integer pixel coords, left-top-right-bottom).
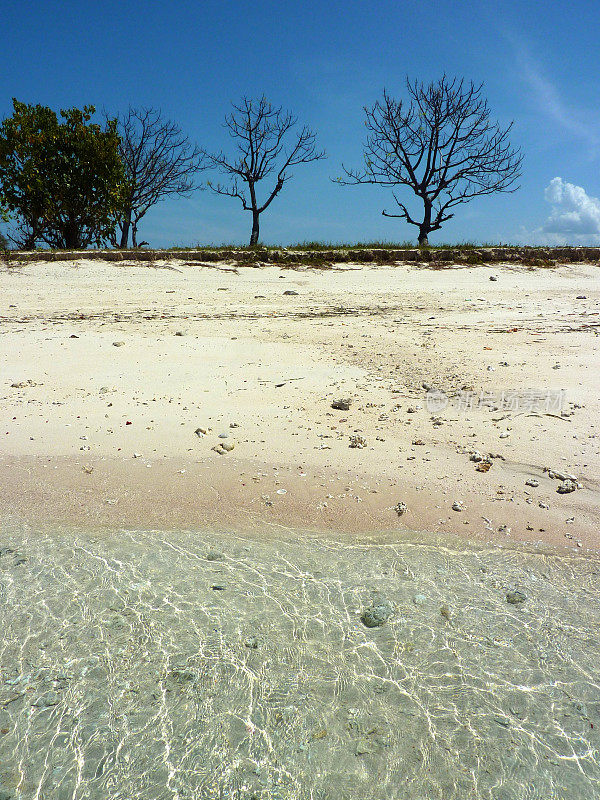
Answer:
xmin=0 ymin=100 xmax=125 ymax=249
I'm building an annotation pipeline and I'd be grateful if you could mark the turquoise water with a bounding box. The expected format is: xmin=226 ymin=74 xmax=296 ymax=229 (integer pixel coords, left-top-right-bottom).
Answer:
xmin=1 ymin=521 xmax=599 ymax=799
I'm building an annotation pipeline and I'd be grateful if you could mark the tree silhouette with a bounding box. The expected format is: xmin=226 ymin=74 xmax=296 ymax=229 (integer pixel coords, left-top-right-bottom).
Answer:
xmin=113 ymin=107 xmax=204 ymax=248
xmin=203 ymin=96 xmax=326 ymax=245
xmin=340 ymin=77 xmax=523 ymax=245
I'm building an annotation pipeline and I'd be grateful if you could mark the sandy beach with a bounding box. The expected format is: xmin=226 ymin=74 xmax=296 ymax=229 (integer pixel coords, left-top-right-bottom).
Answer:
xmin=1 ymin=256 xmax=598 ymax=550
xmin=2 ymin=255 xmax=600 ymax=800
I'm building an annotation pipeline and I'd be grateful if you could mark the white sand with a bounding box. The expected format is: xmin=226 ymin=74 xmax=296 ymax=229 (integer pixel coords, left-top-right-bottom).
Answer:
xmin=1 ymin=257 xmax=598 ymax=550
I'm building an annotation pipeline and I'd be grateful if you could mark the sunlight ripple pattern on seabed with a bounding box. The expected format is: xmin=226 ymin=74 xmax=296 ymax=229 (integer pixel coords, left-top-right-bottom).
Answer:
xmin=0 ymin=522 xmax=599 ymax=799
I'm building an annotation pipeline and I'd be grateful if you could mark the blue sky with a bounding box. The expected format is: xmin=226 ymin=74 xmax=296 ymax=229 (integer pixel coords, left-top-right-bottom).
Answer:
xmin=2 ymin=0 xmax=599 ymax=246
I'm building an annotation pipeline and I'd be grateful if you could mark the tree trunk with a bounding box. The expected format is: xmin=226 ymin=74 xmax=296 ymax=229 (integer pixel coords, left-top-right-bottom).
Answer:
xmin=132 ymin=221 xmax=138 ymax=248
xmin=119 ymin=216 xmax=131 ymax=248
xmin=249 ymin=210 xmax=260 ymax=246
xmin=64 ymin=221 xmax=81 ymax=249
xmin=418 ymin=200 xmax=432 ymax=246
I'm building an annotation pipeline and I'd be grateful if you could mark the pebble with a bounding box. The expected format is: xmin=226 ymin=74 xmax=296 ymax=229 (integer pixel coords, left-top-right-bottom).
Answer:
xmin=195 ymin=427 xmax=207 ymax=436
xmin=112 ymin=341 xmax=125 ymax=347
xmin=32 ymin=690 xmax=60 ymax=708
xmin=525 ymin=478 xmax=539 ymax=487
xmin=489 ymin=275 xmax=498 ymax=281
xmin=331 ymin=398 xmax=352 ymax=410
xmin=394 ymin=502 xmax=408 ymax=516
xmin=470 ymin=451 xmax=483 ymax=462
xmin=221 ymin=441 xmax=235 ymax=452
xmin=360 ymin=599 xmax=394 ymax=628
xmin=349 ymin=434 xmax=367 ymax=449
xmin=452 ymin=501 xmax=463 ymax=512
xmin=413 ymin=594 xmax=427 ymax=606
xmin=557 ymin=479 xmax=577 ymax=494
xmin=506 ymin=590 xmax=527 ymax=605
xmin=206 ymin=550 xmax=224 ymax=561
xmin=283 ymin=290 xmax=299 ymax=296
xmin=547 ymin=469 xmax=577 ymax=481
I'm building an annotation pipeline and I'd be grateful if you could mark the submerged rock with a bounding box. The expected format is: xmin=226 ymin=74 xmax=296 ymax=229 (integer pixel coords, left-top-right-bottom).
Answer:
xmin=506 ymin=589 xmax=527 ymax=605
xmin=360 ymin=599 xmax=394 ymax=628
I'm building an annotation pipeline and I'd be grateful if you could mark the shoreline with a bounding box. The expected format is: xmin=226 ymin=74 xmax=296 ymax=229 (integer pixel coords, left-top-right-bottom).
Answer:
xmin=0 ymin=453 xmax=596 ymax=555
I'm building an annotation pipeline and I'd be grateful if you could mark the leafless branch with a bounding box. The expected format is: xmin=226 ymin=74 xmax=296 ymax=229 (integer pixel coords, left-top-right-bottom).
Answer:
xmin=113 ymin=107 xmax=205 ymax=247
xmin=339 ymin=76 xmax=523 ymax=244
xmin=201 ymin=96 xmax=326 ymax=244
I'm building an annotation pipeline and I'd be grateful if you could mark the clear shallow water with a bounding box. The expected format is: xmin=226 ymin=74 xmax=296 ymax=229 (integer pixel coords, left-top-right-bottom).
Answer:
xmin=1 ymin=521 xmax=599 ymax=800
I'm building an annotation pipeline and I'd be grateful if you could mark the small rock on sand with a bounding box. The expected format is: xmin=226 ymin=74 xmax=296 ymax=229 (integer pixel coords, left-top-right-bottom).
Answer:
xmin=506 ymin=590 xmax=527 ymax=605
xmin=112 ymin=341 xmax=125 ymax=347
xmin=557 ymin=479 xmax=577 ymax=494
xmin=332 ymin=398 xmax=352 ymax=410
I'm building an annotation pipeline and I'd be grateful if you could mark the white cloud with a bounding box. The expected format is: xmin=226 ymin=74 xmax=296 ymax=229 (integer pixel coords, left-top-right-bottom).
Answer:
xmin=542 ymin=177 xmax=600 ymax=236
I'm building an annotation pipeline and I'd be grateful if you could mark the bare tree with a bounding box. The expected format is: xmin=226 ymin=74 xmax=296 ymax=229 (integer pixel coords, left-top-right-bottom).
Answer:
xmin=202 ymin=96 xmax=326 ymax=245
xmin=113 ymin=107 xmax=205 ymax=248
xmin=340 ymin=77 xmax=523 ymax=245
